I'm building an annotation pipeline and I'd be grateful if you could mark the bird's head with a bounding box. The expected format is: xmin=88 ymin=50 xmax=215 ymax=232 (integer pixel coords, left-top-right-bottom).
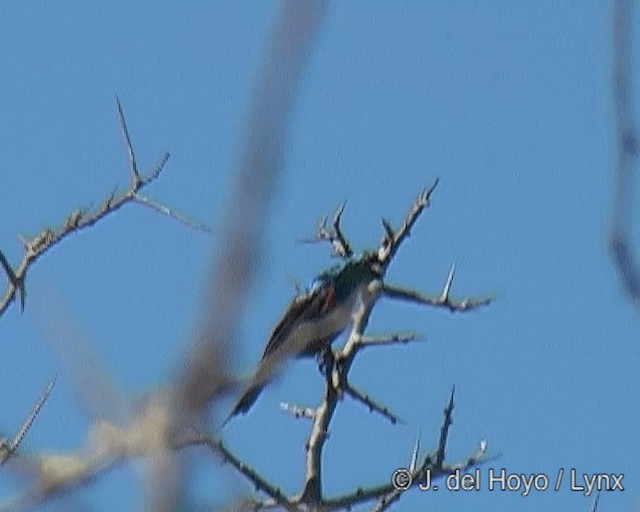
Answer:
xmin=317 ymin=251 xmax=383 ymax=292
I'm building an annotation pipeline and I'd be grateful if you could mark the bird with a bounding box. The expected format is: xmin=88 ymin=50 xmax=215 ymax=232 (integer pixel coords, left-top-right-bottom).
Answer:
xmin=223 ymin=254 xmax=382 ymax=424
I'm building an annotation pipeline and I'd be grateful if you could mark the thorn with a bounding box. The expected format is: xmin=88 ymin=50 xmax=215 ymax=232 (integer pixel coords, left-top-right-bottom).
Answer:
xmin=381 ymin=218 xmax=394 ymax=240
xmin=424 ymin=178 xmax=440 ymax=204
xmin=318 ymin=214 xmax=328 ymax=231
xmin=333 ymin=201 xmax=346 ymax=224
xmin=115 ymin=95 xmax=140 ymax=183
xmin=11 ymin=375 xmax=57 ymax=452
xmin=441 ymin=263 xmax=456 ymax=302
xmin=409 ymin=431 xmax=421 ymax=472
xmin=18 ymin=279 xmax=26 ymax=313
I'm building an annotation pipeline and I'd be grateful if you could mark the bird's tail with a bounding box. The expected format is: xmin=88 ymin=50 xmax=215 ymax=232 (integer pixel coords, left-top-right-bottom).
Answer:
xmin=222 ymin=382 xmax=266 ymax=427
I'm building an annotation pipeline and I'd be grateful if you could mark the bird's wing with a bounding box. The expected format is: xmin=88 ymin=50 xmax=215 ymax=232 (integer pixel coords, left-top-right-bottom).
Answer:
xmin=260 ymin=283 xmax=336 ymax=360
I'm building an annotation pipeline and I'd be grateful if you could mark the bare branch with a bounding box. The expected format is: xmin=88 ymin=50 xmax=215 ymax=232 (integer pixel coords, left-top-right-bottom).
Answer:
xmin=321 ymin=437 xmax=492 ymax=512
xmin=280 ymin=402 xmax=316 ymax=420
xmin=0 ymin=182 xmax=491 ymax=510
xmin=377 ymin=179 xmax=439 ymax=267
xmin=355 ymin=333 xmax=420 ymax=348
xmin=135 ymin=194 xmax=212 ymax=233
xmin=382 ymin=278 xmax=492 ymax=313
xmin=302 ymin=201 xmax=353 ymax=258
xmin=168 ymin=1 xmax=331 ymax=510
xmin=0 ymin=104 xmax=205 ymax=318
xmin=300 ymin=279 xmax=383 ymax=503
xmin=342 ymin=384 xmax=402 ymax=425
xmin=179 ymin=432 xmax=302 ymax=512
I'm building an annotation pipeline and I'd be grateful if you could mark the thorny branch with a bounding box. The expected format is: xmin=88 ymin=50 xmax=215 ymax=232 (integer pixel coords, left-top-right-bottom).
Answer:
xmin=1 ymin=1 xmax=329 ymax=510
xmin=1 ymin=18 xmax=492 ymax=512
xmin=370 ymin=396 xmax=491 ymax=512
xmin=382 ymin=268 xmax=493 ymax=313
xmin=164 ymin=2 xmax=331 ymax=511
xmin=303 ymin=201 xmax=353 ymax=258
xmin=1 ymin=405 xmax=304 ymax=512
xmin=0 ymin=99 xmax=209 ymax=318
xmin=0 ymin=186 xmax=491 ymax=512
xmin=342 ymin=383 xmax=403 ymax=425
xmin=224 ymin=186 xmax=491 ymax=511
xmin=377 ymin=180 xmax=439 ymax=268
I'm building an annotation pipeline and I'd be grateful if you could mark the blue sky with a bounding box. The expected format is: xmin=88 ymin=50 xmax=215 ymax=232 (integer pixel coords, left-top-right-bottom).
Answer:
xmin=0 ymin=2 xmax=638 ymax=511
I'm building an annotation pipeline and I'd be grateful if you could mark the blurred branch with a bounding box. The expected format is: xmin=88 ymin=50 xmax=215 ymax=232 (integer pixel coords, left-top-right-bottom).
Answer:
xmin=0 ymin=393 xmax=173 ymax=511
xmin=175 ymin=0 xmax=329 ymax=421
xmin=0 ymin=185 xmax=486 ymax=511
xmin=0 ymin=100 xmax=209 ymax=318
xmin=610 ymin=0 xmax=640 ymax=310
xmin=167 ymin=1 xmax=331 ymax=510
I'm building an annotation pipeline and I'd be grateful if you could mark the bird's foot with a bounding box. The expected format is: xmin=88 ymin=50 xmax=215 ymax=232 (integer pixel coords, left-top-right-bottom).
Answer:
xmin=316 ymin=346 xmax=335 ymax=378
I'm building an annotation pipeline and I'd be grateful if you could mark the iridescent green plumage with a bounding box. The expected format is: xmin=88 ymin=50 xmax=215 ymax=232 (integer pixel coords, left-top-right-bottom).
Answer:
xmin=224 ymin=254 xmax=382 ymax=423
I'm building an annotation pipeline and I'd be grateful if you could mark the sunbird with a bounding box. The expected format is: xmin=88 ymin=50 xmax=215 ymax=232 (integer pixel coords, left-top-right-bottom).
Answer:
xmin=224 ymin=254 xmax=382 ymax=423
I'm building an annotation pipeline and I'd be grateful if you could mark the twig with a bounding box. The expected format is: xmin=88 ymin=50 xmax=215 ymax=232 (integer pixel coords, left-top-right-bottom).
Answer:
xmin=342 ymin=384 xmax=402 ymax=425
xmin=382 ymin=265 xmax=493 ymax=313
xmin=354 ymin=333 xmax=420 ymax=348
xmin=377 ymin=180 xmax=439 ymax=268
xmin=0 ymin=103 xmax=207 ymax=318
xmin=280 ymin=402 xmax=316 ymax=420
xmin=302 ymin=201 xmax=353 ymax=258
xmin=322 ymin=439 xmax=491 ymax=512
xmin=180 ymin=432 xmax=302 ymax=512
xmin=435 ymin=386 xmax=455 ymax=469
xmin=115 ymin=95 xmax=140 ymax=185
xmin=135 ymin=194 xmax=211 ymax=233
